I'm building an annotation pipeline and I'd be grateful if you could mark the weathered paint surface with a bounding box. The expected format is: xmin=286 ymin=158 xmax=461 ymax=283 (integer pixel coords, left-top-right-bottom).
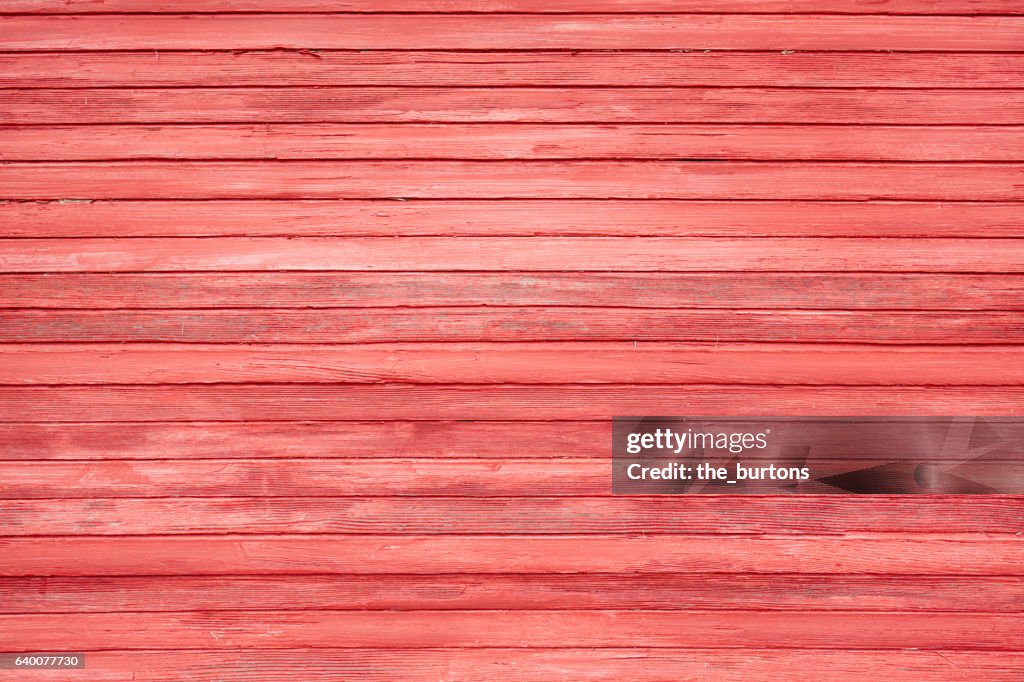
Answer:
xmin=1 ymin=3 xmax=1022 ymax=680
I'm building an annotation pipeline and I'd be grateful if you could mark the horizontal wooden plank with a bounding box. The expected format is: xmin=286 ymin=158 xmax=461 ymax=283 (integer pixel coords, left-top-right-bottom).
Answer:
xmin=2 ymin=273 xmax=1021 ymax=309
xmin=4 ymin=15 xmax=1024 ymax=51
xmin=8 ymin=52 xmax=1024 ymax=89
xmin=8 ymin=649 xmax=1024 ymax=682
xmin=5 ymin=124 xmax=1024 ymax=162
xmin=6 ymin=0 xmax=1024 ymax=13
xmin=5 ymin=162 xmax=1024 ymax=201
xmin=6 ymin=308 xmax=1022 ymax=344
xmin=3 ymin=574 xmax=1020 ymax=613
xmin=3 ymin=496 xmax=1023 ymax=533
xmin=4 ymin=420 xmax=1022 ymax=461
xmin=0 ymin=460 xmax=613 ymax=499
xmin=7 ymin=0 xmax=1024 ymax=13
xmin=0 ymin=417 xmax=1019 ymax=458
xmin=2 ymin=649 xmax=1022 ymax=682
xmin=7 ymin=88 xmax=1024 ymax=125
xmin=0 ymin=455 xmax=1018 ymax=504
xmin=2 ymin=534 xmax=1021 ymax=575
xmin=2 ymin=343 xmax=1023 ymax=385
xmin=2 ymin=385 xmax=1022 ymax=421
xmin=0 ymin=421 xmax=602 ymax=460
xmin=2 ymin=610 xmax=1023 ymax=651
xmin=2 ymin=237 xmax=1022 ymax=273
xmin=5 ymin=201 xmax=1024 ymax=238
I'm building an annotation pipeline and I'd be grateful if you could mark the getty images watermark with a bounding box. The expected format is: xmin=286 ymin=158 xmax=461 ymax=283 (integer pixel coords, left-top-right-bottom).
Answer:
xmin=612 ymin=417 xmax=1024 ymax=494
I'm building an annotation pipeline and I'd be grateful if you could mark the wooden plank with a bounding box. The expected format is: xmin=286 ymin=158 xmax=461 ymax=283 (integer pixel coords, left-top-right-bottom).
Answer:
xmin=5 ymin=162 xmax=1024 ymax=201
xmin=5 ymin=124 xmax=1024 ymax=162
xmin=3 ymin=649 xmax=1023 ymax=682
xmin=8 ymin=52 xmax=1024 ymax=89
xmin=6 ymin=88 xmax=1024 ymax=125
xmin=6 ymin=0 xmax=1024 ymax=13
xmin=3 ymin=574 xmax=1021 ymax=613
xmin=3 ymin=496 xmax=1024 ymax=533
xmin=1 ymin=535 xmax=1022 ymax=576
xmin=2 ymin=385 xmax=1021 ymax=421
xmin=0 ymin=460 xmax=613 ymax=499
xmin=2 ymin=610 xmax=1023 ymax=651
xmin=5 ymin=201 xmax=1023 ymax=238
xmin=1 ymin=650 xmax=1022 ymax=682
xmin=6 ymin=308 xmax=1023 ymax=344
xmin=2 ymin=343 xmax=1022 ymax=385
xmin=0 ymin=455 xmax=1017 ymax=499
xmin=3 ymin=419 xmax=1022 ymax=461
xmin=5 ymin=0 xmax=1024 ymax=14
xmin=8 ymin=124 xmax=1024 ymax=162
xmin=4 ymin=15 xmax=1024 ymax=51
xmin=2 ymin=273 xmax=1021 ymax=309
xmin=0 ymin=419 xmax=1016 ymax=464
xmin=0 ymin=421 xmax=604 ymax=460
xmin=2 ymin=237 xmax=1023 ymax=273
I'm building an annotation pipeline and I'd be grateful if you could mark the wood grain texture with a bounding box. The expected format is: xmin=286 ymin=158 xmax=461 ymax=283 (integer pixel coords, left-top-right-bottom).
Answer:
xmin=3 ymin=419 xmax=1021 ymax=461
xmin=3 ymin=496 xmax=1023 ymax=533
xmin=0 ymin=649 xmax=1021 ymax=682
xmin=3 ymin=237 xmax=1023 ymax=273
xmin=2 ymin=343 xmax=1022 ymax=385
xmin=2 ymin=385 xmax=1021 ymax=421
xmin=5 ymin=15 xmax=1024 ymax=50
xmin=2 ymin=535 xmax=1021 ymax=576
xmin=6 ymin=308 xmax=1022 ymax=344
xmin=8 ymin=124 xmax=1024 ymax=161
xmin=3 ymin=3 xmax=1022 ymax=669
xmin=5 ymin=200 xmax=1023 ymax=238
xmin=6 ymin=0 xmax=1024 ymax=12
xmin=8 ymin=52 xmax=1024 ymax=88
xmin=2 ymin=610 xmax=1023 ymax=650
xmin=2 ymin=273 xmax=1021 ymax=309
xmin=0 ymin=460 xmax=617 ymax=499
xmin=8 ymin=456 xmax=1024 ymax=499
xmin=0 ymin=421 xmax=600 ymax=460
xmin=6 ymin=161 xmax=1024 ymax=200
xmin=3 ymin=574 xmax=1021 ymax=613
xmin=7 ymin=88 xmax=1024 ymax=124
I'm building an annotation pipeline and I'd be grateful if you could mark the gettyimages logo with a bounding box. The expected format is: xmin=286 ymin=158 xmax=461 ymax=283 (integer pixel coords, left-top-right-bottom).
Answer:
xmin=625 ymin=427 xmax=769 ymax=454
xmin=611 ymin=417 xmax=1024 ymax=495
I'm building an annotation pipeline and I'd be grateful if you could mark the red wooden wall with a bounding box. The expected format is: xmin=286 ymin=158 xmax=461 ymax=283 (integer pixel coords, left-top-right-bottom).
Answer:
xmin=1 ymin=2 xmax=1023 ymax=680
